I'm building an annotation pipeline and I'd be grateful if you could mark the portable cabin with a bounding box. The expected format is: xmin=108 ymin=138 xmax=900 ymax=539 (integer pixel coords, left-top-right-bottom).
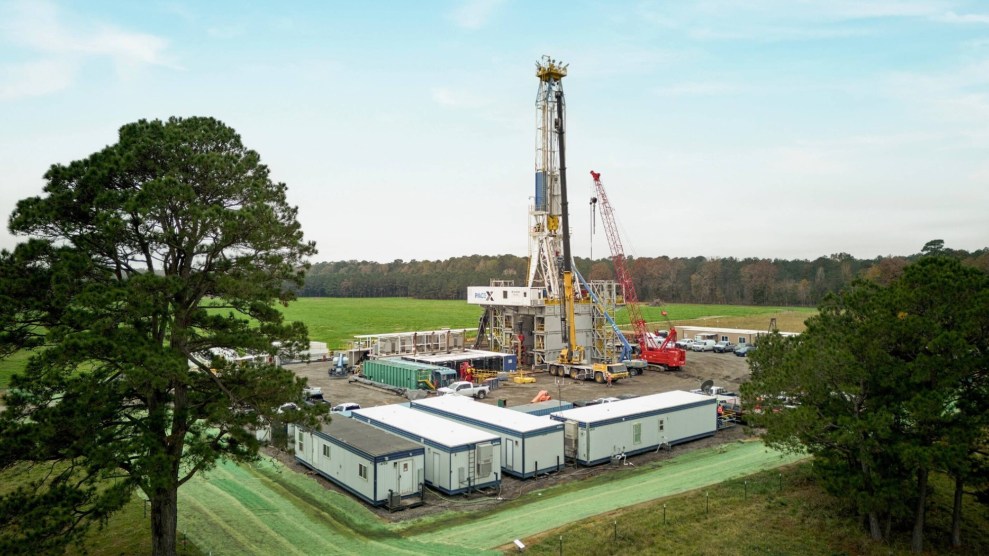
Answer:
xmin=549 ymin=390 xmax=717 ymax=466
xmin=292 ymin=418 xmax=425 ymax=508
xmin=351 ymin=404 xmax=501 ymax=495
xmin=410 ymin=395 xmax=564 ymax=479
xmin=510 ymin=399 xmax=575 ymax=417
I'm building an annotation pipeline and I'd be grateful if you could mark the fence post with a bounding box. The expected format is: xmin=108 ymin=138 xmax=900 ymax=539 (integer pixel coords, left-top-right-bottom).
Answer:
xmin=613 ymin=520 xmax=617 ymax=541
xmin=663 ymin=503 xmax=667 ymax=525
xmin=559 ymin=535 xmax=563 ymax=556
xmin=706 ymin=491 xmax=709 ymax=515
xmin=744 ymin=480 xmax=748 ymax=500
xmin=779 ymin=472 xmax=783 ymax=491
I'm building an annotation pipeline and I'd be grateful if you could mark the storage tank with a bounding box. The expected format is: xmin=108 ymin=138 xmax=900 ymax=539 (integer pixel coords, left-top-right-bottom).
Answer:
xmin=360 ymin=358 xmax=452 ymax=390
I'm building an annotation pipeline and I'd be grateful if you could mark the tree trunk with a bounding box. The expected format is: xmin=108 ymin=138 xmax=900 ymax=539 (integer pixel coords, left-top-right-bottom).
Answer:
xmin=911 ymin=467 xmax=928 ymax=553
xmin=868 ymin=511 xmax=883 ymax=541
xmin=151 ymin=487 xmax=178 ymax=556
xmin=952 ymin=475 xmax=963 ymax=547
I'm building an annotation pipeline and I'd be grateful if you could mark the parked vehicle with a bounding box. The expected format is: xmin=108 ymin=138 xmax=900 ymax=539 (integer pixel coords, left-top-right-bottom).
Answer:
xmin=436 ymin=380 xmax=490 ymax=399
xmin=675 ymin=338 xmax=696 ymax=349
xmin=691 ymin=340 xmax=716 ymax=352
xmin=331 ymin=402 xmax=361 ymax=413
xmin=713 ymin=341 xmax=735 ymax=353
xmin=304 ymin=386 xmax=327 ymax=403
xmin=735 ymin=345 xmax=757 ymax=357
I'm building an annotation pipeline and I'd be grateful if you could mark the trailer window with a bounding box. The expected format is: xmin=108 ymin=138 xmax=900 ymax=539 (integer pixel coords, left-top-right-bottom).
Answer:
xmin=359 ymin=463 xmax=368 ymax=481
xmin=322 ymin=445 xmax=330 ymax=458
xmin=659 ymin=419 xmax=665 ymax=432
xmin=633 ymin=423 xmax=642 ymax=445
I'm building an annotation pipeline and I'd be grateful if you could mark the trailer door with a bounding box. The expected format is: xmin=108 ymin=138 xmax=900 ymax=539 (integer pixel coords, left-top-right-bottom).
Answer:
xmin=504 ymin=439 xmax=515 ymax=472
xmin=396 ymin=459 xmax=415 ymax=495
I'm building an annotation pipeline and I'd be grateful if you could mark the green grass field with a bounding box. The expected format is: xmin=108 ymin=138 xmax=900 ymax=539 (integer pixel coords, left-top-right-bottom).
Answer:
xmin=278 ymin=297 xmax=815 ymax=349
xmin=0 ymin=299 xmax=814 ymax=387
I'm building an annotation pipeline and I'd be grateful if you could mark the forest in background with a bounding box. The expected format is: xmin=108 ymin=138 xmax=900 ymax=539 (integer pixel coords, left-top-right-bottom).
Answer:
xmin=299 ymin=242 xmax=989 ymax=306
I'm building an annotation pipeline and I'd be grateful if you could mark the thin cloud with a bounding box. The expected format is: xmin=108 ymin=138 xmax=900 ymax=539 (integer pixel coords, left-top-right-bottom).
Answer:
xmin=0 ymin=59 xmax=73 ymax=100
xmin=0 ymin=0 xmax=175 ymax=100
xmin=637 ymin=0 xmax=951 ymax=43
xmin=937 ymin=10 xmax=989 ymax=24
xmin=447 ymin=0 xmax=505 ymax=29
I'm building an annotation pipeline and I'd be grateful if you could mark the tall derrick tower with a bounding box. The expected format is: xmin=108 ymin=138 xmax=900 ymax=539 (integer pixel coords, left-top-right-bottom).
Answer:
xmin=528 ymin=56 xmax=568 ymax=297
xmin=467 ymin=57 xmax=620 ymax=368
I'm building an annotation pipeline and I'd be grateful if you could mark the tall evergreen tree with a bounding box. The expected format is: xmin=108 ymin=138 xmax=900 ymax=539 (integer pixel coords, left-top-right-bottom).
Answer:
xmin=743 ymin=256 xmax=989 ymax=550
xmin=0 ymin=117 xmax=322 ymax=555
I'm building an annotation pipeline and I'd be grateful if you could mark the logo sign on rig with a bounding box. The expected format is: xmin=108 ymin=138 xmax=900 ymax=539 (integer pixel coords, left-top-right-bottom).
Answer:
xmin=466 ymin=286 xmax=542 ymax=307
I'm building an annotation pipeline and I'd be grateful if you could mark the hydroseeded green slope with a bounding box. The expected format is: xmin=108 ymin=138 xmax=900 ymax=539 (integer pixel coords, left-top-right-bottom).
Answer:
xmin=179 ymin=441 xmax=804 ymax=555
xmin=411 ymin=440 xmax=807 ymax=551
xmin=178 ymin=458 xmax=490 ymax=556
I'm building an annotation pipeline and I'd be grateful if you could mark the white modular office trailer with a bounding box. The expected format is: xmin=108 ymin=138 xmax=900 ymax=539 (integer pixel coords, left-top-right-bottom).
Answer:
xmin=352 ymin=404 xmax=502 ymax=495
xmin=292 ymin=418 xmax=425 ymax=508
xmin=410 ymin=395 xmax=564 ymax=479
xmin=550 ymin=390 xmax=717 ymax=466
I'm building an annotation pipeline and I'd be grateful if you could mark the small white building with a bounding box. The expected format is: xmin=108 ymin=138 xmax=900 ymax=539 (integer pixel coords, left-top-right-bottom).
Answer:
xmin=352 ymin=404 xmax=502 ymax=495
xmin=292 ymin=418 xmax=425 ymax=508
xmin=410 ymin=395 xmax=564 ymax=479
xmin=550 ymin=390 xmax=717 ymax=466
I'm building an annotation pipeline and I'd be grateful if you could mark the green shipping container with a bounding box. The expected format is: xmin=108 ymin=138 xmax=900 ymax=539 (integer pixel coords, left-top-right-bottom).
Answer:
xmin=361 ymin=358 xmax=451 ymax=390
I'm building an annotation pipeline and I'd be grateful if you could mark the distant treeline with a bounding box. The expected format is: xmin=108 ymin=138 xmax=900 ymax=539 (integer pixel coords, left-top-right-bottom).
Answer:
xmin=298 ymin=243 xmax=989 ymax=306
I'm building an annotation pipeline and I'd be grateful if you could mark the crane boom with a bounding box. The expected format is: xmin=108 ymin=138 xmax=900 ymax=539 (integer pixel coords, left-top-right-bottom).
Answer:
xmin=556 ymin=90 xmax=582 ymax=364
xmin=589 ymin=170 xmax=655 ymax=350
xmin=590 ymin=170 xmax=686 ymax=371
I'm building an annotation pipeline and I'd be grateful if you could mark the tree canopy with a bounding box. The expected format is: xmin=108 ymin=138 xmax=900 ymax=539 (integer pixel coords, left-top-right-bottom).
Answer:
xmin=742 ymin=256 xmax=989 ymax=551
xmin=0 ymin=117 xmax=321 ymax=555
xmin=298 ymin=247 xmax=989 ymax=305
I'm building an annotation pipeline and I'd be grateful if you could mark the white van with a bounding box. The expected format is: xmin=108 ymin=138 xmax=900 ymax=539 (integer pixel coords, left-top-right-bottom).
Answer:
xmin=691 ymin=339 xmax=717 ymax=352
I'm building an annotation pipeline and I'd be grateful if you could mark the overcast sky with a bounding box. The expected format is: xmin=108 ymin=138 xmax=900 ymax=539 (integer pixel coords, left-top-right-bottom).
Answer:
xmin=1 ymin=0 xmax=987 ymax=263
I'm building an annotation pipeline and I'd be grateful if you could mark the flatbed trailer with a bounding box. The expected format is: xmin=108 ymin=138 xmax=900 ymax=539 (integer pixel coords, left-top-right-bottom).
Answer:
xmin=546 ymin=361 xmax=630 ymax=383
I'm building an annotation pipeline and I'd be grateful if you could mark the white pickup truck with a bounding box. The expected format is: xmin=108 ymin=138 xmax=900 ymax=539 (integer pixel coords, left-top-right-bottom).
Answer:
xmin=437 ymin=380 xmax=490 ymax=399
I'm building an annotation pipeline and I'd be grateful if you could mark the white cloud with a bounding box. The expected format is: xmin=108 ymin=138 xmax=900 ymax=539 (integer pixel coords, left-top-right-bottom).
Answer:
xmin=883 ymin=58 xmax=989 ymax=138
xmin=0 ymin=0 xmax=174 ymax=100
xmin=0 ymin=59 xmax=73 ymax=100
xmin=447 ymin=0 xmax=505 ymax=30
xmin=637 ymin=0 xmax=959 ymax=43
xmin=937 ymin=10 xmax=989 ymax=24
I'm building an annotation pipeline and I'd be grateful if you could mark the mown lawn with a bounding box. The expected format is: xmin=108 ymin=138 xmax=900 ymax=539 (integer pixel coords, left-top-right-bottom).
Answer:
xmin=278 ymin=297 xmax=815 ymax=349
xmin=0 ymin=349 xmax=32 ymax=390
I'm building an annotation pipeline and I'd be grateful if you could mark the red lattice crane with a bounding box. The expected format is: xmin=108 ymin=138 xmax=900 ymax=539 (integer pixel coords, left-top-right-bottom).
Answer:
xmin=590 ymin=170 xmax=686 ymax=371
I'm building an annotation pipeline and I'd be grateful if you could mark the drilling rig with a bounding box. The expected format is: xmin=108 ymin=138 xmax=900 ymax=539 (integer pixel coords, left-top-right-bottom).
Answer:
xmin=467 ymin=57 xmax=628 ymax=383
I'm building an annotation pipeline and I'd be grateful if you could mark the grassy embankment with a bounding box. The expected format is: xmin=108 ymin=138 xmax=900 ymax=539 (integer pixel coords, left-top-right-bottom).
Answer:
xmin=518 ymin=463 xmax=989 ymax=555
